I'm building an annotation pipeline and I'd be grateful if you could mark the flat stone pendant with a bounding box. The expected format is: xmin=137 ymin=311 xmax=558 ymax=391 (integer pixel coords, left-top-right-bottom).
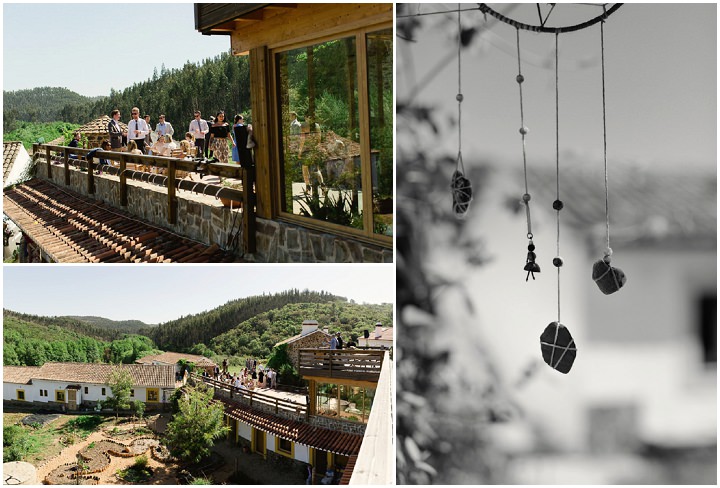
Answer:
xmin=592 ymin=258 xmax=627 ymax=295
xmin=540 ymin=321 xmax=577 ymax=374
xmin=451 ymin=170 xmax=472 ymax=218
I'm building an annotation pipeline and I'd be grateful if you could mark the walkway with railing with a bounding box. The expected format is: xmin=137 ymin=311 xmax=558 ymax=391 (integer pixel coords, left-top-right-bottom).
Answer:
xmin=32 ymin=143 xmax=256 ymax=253
xmin=192 ymin=373 xmax=308 ymax=417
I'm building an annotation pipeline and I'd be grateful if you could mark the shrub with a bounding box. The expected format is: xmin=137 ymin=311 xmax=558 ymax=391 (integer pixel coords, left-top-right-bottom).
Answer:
xmin=134 ymin=455 xmax=148 ymax=469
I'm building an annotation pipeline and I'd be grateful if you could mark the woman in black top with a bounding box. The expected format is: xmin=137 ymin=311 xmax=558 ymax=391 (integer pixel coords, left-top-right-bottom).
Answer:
xmin=208 ymin=111 xmax=235 ymax=163
xmin=232 ymin=114 xmax=254 ymax=168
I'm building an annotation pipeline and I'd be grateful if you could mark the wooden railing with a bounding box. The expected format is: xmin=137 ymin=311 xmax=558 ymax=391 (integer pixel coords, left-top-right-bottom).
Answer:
xmin=298 ymin=349 xmax=384 ymax=382
xmin=32 ymin=144 xmax=255 ymax=253
xmin=192 ymin=373 xmax=308 ymax=417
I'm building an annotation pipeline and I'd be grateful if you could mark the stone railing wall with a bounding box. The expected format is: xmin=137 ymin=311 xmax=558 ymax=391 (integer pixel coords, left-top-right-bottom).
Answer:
xmin=307 ymin=415 xmax=367 ymax=435
xmin=36 ymin=159 xmax=391 ymax=262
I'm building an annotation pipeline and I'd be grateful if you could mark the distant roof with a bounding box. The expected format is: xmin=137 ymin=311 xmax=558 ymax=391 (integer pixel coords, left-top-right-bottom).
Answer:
xmin=221 ymin=397 xmax=363 ymax=456
xmin=3 ymin=141 xmax=25 ymax=185
xmin=275 ymin=328 xmax=331 ymax=347
xmin=3 ymin=179 xmax=234 ymax=263
xmin=524 ymin=165 xmax=716 ymax=252
xmin=372 ymin=327 xmax=393 ymax=341
xmin=136 ymin=352 xmax=216 ymax=367
xmin=76 ymin=115 xmax=128 ymax=135
xmin=3 ymin=366 xmax=41 ymax=385
xmin=3 ymin=363 xmax=175 ymax=388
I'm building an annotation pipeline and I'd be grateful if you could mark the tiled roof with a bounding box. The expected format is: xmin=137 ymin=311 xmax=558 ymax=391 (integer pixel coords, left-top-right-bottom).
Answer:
xmin=275 ymin=329 xmax=331 ymax=347
xmin=77 ymin=115 xmax=128 ymax=135
xmin=339 ymin=454 xmax=358 ymax=485
xmin=3 ymin=363 xmax=176 ymax=388
xmin=3 ymin=366 xmax=41 ymax=385
xmin=136 ymin=352 xmax=215 ymax=366
xmin=4 ymin=141 xmax=24 ymax=185
xmin=220 ymin=397 xmax=364 ymax=456
xmin=3 ymin=178 xmax=234 ymax=263
xmin=373 ymin=327 xmax=393 ymax=341
xmin=524 ymin=165 xmax=716 ymax=251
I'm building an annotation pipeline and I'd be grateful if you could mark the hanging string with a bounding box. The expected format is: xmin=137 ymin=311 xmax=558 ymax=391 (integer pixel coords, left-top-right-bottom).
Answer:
xmin=516 ymin=28 xmax=532 ymax=240
xmin=456 ymin=3 xmax=465 ymax=173
xmin=554 ymin=32 xmax=561 ymax=323
xmin=600 ymin=12 xmax=611 ymax=257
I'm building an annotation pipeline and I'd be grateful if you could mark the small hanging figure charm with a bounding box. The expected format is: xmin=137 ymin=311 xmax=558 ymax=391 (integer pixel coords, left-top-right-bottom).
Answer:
xmin=523 ymin=241 xmax=540 ymax=281
xmin=451 ymin=169 xmax=473 ymax=218
xmin=540 ymin=321 xmax=577 ymax=374
xmin=592 ymin=248 xmax=627 ymax=295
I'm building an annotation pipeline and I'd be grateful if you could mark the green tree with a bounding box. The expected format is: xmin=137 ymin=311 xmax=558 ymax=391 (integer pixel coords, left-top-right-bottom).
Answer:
xmin=131 ymin=400 xmax=145 ymax=432
xmin=163 ymin=384 xmax=229 ymax=463
xmin=103 ymin=368 xmax=133 ymax=420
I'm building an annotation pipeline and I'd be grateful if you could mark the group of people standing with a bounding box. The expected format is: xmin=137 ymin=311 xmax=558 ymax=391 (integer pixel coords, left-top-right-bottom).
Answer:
xmin=205 ymin=357 xmax=278 ymax=391
xmin=106 ymin=108 xmax=255 ymax=167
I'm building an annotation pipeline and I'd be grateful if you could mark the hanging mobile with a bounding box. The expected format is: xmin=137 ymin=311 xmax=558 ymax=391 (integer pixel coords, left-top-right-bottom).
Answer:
xmin=451 ymin=4 xmax=473 ymax=218
xmin=514 ymin=28 xmax=540 ymax=281
xmin=592 ymin=14 xmax=627 ymax=295
xmin=540 ymin=33 xmax=577 ymax=374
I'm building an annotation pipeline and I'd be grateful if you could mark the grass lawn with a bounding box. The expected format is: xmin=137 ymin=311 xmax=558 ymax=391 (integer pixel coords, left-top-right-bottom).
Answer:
xmin=3 ymin=412 xmax=114 ymax=466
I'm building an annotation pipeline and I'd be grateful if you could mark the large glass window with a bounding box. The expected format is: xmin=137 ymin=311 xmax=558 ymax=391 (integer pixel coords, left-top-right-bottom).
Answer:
xmin=367 ymin=28 xmax=393 ymax=237
xmin=276 ymin=28 xmax=393 ymax=242
xmin=315 ymin=382 xmax=376 ymax=424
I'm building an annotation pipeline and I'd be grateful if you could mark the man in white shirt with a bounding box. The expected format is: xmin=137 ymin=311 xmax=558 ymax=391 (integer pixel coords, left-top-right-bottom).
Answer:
xmin=189 ymin=110 xmax=209 ymax=159
xmin=156 ymin=114 xmax=174 ymax=138
xmin=128 ymin=107 xmax=149 ymax=152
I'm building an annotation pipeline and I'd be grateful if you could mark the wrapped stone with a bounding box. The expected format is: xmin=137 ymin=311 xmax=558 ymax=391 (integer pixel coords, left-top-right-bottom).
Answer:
xmin=592 ymin=259 xmax=627 ymax=295
xmin=451 ymin=170 xmax=473 ymax=218
xmin=540 ymin=322 xmax=577 ymax=374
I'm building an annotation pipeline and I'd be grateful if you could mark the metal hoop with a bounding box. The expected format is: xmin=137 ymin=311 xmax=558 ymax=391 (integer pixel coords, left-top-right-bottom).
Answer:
xmin=478 ymin=3 xmax=623 ymax=34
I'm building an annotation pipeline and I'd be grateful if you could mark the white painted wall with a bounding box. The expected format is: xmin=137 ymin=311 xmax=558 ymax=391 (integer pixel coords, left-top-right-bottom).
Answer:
xmin=237 ymin=422 xmax=252 ymax=441
xmin=295 ymin=443 xmax=310 ymax=463
xmin=5 ymin=146 xmax=32 ymax=187
xmin=3 ymin=380 xmax=170 ymax=405
xmin=267 ymin=433 xmax=277 ymax=453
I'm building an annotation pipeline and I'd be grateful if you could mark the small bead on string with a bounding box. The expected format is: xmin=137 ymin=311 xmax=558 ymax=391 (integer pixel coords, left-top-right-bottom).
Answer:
xmin=451 ymin=3 xmax=473 ymax=218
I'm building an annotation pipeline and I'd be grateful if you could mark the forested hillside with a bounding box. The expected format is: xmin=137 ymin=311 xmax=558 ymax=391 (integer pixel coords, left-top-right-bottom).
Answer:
xmin=65 ymin=316 xmax=155 ymax=333
xmin=145 ymin=289 xmax=346 ymax=352
xmin=3 ymin=310 xmax=126 ymax=341
xmin=3 ymin=51 xmax=250 ymax=134
xmin=3 ymin=87 xmax=102 ymax=130
xmin=3 ymin=313 xmax=160 ymax=367
xmin=210 ymin=301 xmax=393 ymax=358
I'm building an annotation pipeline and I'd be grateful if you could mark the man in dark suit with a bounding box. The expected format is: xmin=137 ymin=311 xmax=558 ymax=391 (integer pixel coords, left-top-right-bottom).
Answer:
xmin=107 ymin=109 xmax=127 ymax=151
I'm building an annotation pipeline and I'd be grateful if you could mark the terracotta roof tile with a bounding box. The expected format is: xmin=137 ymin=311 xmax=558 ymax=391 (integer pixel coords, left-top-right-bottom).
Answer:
xmin=220 ymin=397 xmax=363 ymax=456
xmin=275 ymin=329 xmax=331 ymax=346
xmin=3 ymin=363 xmax=175 ymax=388
xmin=4 ymin=141 xmax=24 ymax=185
xmin=76 ymin=115 xmax=128 ymax=135
xmin=339 ymin=454 xmax=357 ymax=485
xmin=524 ymin=165 xmax=716 ymax=251
xmin=3 ymin=366 xmax=41 ymax=384
xmin=136 ymin=352 xmax=215 ymax=366
xmin=3 ymin=178 xmax=235 ymax=263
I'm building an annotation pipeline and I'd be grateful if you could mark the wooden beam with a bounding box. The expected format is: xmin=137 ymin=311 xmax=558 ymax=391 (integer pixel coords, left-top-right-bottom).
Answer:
xmin=230 ymin=4 xmax=392 ymax=54
xmin=250 ymin=46 xmax=273 ymax=219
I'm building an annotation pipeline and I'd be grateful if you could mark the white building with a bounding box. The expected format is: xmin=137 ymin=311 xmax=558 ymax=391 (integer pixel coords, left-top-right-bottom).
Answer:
xmin=3 ymin=141 xmax=34 ymax=260
xmin=3 ymin=362 xmax=177 ymax=410
xmin=362 ymin=322 xmax=393 ymax=349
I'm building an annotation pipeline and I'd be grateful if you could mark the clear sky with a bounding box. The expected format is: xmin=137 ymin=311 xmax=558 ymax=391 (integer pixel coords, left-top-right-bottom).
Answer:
xmin=3 ymin=265 xmax=395 ymax=324
xmin=3 ymin=2 xmax=231 ymax=97
xmin=398 ymin=3 xmax=717 ymax=170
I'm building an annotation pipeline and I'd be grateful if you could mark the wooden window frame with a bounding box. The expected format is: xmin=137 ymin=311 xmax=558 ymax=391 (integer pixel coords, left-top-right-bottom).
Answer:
xmin=101 ymin=387 xmax=106 ymax=396
xmin=130 ymin=389 xmax=135 ymax=398
xmin=269 ymin=23 xmax=393 ymax=248
xmin=252 ymin=428 xmax=267 ymax=457
xmin=275 ymin=436 xmax=294 ymax=458
xmin=55 ymin=390 xmax=66 ymax=403
xmin=146 ymin=388 xmax=159 ymax=403
xmin=16 ymin=389 xmax=25 ymax=401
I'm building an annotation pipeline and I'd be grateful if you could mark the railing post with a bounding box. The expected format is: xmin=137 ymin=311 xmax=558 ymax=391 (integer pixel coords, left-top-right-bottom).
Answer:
xmin=87 ymin=153 xmax=95 ymax=195
xmin=63 ymin=148 xmax=70 ymax=185
xmin=45 ymin=146 xmax=51 ymax=179
xmin=120 ymin=156 xmax=128 ymax=207
xmin=168 ymin=159 xmax=177 ymax=224
xmin=242 ymin=167 xmax=256 ymax=254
